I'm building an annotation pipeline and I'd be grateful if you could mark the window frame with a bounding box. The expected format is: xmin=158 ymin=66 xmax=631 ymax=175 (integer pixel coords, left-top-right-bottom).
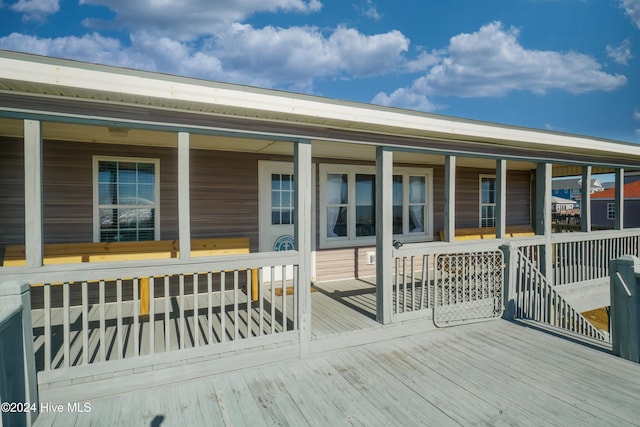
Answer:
xmin=607 ymin=202 xmax=615 ymax=220
xmin=92 ymin=156 xmax=161 ymax=242
xmin=479 ymin=174 xmax=497 ymax=228
xmin=319 ymin=164 xmax=433 ymax=249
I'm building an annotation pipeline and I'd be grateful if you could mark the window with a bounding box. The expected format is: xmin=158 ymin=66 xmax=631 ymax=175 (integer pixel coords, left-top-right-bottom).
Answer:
xmin=320 ymin=165 xmax=432 ymax=247
xmin=480 ymin=175 xmax=496 ymax=227
xmin=607 ymin=203 xmax=615 ymax=220
xmin=271 ymin=174 xmax=294 ymax=225
xmin=93 ymin=157 xmax=160 ymax=242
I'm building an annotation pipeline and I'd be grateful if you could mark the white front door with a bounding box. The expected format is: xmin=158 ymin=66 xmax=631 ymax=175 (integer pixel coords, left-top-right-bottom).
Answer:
xmin=259 ymin=161 xmax=295 ymax=281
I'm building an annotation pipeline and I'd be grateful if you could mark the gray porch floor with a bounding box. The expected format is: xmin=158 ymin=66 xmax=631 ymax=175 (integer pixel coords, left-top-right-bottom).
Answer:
xmin=34 ymin=318 xmax=640 ymax=427
xmin=311 ymin=278 xmax=379 ymax=338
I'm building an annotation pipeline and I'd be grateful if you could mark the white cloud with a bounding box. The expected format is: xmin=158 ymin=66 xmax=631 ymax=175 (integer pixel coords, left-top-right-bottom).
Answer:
xmin=9 ymin=0 xmax=59 ymax=22
xmin=404 ymin=50 xmax=441 ymax=73
xmin=0 ymin=32 xmax=131 ymax=64
xmin=607 ymin=39 xmax=633 ymax=65
xmin=425 ymin=22 xmax=627 ymax=97
xmin=0 ymin=24 xmax=409 ymax=91
xmin=358 ymin=0 xmax=381 ymax=21
xmin=373 ymin=21 xmax=627 ymax=111
xmin=79 ymin=0 xmax=322 ymax=40
xmin=372 ymin=88 xmax=438 ymax=112
xmin=202 ymin=24 xmax=409 ymax=88
xmin=621 ymin=0 xmax=640 ymax=30
xmin=634 ymin=109 xmax=640 ymax=121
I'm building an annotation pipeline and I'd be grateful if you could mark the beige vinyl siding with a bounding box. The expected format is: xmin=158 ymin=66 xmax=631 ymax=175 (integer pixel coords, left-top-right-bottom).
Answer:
xmin=0 ymin=137 xmax=25 ymax=245
xmin=190 ymin=150 xmax=266 ymax=253
xmin=315 ymin=246 xmax=377 ymax=282
xmin=0 ymin=138 xmax=276 ymax=251
xmin=38 ymin=140 xmax=178 ymax=244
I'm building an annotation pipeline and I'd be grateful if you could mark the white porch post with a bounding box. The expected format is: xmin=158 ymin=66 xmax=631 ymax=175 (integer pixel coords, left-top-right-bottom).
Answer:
xmin=294 ymin=139 xmax=312 ymax=354
xmin=375 ymin=146 xmax=393 ymax=324
xmin=496 ymin=159 xmax=507 ymax=239
xmin=536 ymin=163 xmax=553 ymax=284
xmin=24 ymin=119 xmax=43 ymax=268
xmin=615 ymin=168 xmax=625 ymax=230
xmin=178 ymin=132 xmax=191 ymax=259
xmin=444 ymin=155 xmax=456 ymax=242
xmin=581 ymin=166 xmax=592 ymax=232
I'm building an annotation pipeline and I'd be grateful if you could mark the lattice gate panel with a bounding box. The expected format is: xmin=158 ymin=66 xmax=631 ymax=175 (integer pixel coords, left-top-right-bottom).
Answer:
xmin=433 ymin=251 xmax=504 ymax=327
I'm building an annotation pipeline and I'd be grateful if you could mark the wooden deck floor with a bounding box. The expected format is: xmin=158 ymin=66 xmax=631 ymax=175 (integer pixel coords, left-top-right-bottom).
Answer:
xmin=34 ymin=318 xmax=640 ymax=427
xmin=311 ymin=278 xmax=379 ymax=337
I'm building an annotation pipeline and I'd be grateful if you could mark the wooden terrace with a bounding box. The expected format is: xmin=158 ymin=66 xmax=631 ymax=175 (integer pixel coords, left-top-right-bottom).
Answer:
xmin=33 ymin=318 xmax=640 ymax=427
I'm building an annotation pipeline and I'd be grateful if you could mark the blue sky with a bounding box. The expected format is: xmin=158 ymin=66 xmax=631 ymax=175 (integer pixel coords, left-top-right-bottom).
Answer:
xmin=1 ymin=0 xmax=639 ymax=143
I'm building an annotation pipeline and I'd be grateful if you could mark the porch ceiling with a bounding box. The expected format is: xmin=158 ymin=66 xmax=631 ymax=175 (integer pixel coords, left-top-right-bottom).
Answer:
xmin=1 ymin=118 xmax=541 ymax=169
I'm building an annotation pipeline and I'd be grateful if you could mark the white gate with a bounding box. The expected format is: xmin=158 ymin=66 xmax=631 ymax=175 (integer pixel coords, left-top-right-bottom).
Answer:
xmin=433 ymin=251 xmax=504 ymax=327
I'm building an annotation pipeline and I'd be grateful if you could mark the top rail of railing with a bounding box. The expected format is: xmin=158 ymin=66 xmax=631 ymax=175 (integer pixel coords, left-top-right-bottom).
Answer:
xmin=0 ymin=251 xmax=300 ymax=284
xmin=393 ymin=227 xmax=640 ymax=258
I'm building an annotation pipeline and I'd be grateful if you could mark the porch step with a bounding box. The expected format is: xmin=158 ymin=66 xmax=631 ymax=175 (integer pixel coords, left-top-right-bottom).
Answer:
xmin=554 ymin=278 xmax=610 ymax=313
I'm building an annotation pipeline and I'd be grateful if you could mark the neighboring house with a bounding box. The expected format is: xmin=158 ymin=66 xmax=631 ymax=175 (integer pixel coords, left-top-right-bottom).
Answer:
xmin=552 ymin=196 xmax=578 ymax=214
xmin=591 ymin=180 xmax=640 ymax=228
xmin=2 ymin=51 xmax=640 ymax=414
xmin=552 ymin=177 xmax=604 ymax=202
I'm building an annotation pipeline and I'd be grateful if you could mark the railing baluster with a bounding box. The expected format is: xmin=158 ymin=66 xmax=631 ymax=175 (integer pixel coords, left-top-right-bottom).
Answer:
xmin=149 ymin=276 xmax=155 ymax=355
xmin=207 ymin=272 xmax=213 ymax=345
xmin=394 ymin=257 xmax=399 ymax=315
xmin=164 ymin=275 xmax=170 ymax=352
xmin=44 ymin=283 xmax=51 ymax=371
xmin=270 ymin=267 xmax=275 ymax=335
xmin=221 ymin=271 xmax=226 ymax=343
xmin=293 ymin=265 xmax=298 ymax=331
xmin=82 ymin=281 xmax=88 ymax=365
xmin=281 ymin=266 xmax=287 ymax=332
xmin=420 ymin=255 xmax=427 ymax=310
xmin=63 ymin=281 xmax=70 ymax=368
xmin=179 ymin=274 xmax=185 ymax=349
xmin=193 ymin=273 xmax=199 ymax=347
xmin=402 ymin=257 xmax=407 ymax=313
xmin=116 ymin=279 xmax=122 ymax=359
xmin=233 ymin=269 xmax=239 ymax=339
xmin=133 ymin=278 xmax=139 ymax=357
xmin=99 ymin=280 xmax=105 ymax=362
xmin=258 ymin=268 xmax=264 ymax=337
xmin=246 ymin=269 xmax=252 ymax=338
xmin=410 ymin=256 xmax=416 ymax=311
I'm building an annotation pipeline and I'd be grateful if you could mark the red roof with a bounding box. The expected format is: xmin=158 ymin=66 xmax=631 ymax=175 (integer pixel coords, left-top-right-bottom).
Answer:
xmin=591 ymin=180 xmax=640 ymax=199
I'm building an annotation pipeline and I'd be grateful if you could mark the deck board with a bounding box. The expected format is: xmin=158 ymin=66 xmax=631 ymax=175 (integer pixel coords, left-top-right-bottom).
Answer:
xmin=34 ymin=319 xmax=640 ymax=426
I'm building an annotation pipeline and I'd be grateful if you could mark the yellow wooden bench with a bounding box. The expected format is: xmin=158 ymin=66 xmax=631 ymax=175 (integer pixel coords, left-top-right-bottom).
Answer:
xmin=438 ymin=225 xmax=535 ymax=241
xmin=2 ymin=238 xmax=258 ymax=314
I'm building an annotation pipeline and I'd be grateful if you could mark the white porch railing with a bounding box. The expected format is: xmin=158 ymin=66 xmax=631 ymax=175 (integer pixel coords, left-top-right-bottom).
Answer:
xmin=552 ymin=231 xmax=640 ymax=286
xmin=1 ymin=252 xmax=300 ymax=375
xmin=515 ymin=229 xmax=640 ymax=286
xmin=392 ymin=241 xmax=504 ymax=322
xmin=507 ymin=244 xmax=608 ymax=341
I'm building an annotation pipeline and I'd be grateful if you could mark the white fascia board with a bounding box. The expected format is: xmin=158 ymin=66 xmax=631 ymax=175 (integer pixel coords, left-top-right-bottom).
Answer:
xmin=2 ymin=53 xmax=640 ymax=159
